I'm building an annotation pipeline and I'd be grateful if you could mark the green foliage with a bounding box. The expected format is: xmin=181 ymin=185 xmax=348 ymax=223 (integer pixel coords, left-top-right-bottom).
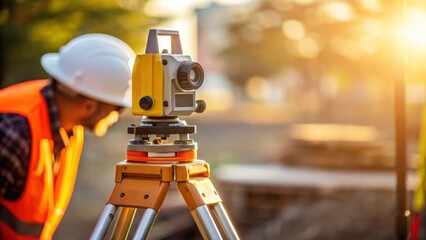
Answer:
xmin=0 ymin=0 xmax=163 ymax=87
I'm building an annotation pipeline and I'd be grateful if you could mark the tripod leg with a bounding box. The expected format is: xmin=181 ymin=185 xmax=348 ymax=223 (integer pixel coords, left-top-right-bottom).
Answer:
xmin=110 ymin=207 xmax=137 ymax=240
xmin=210 ymin=203 xmax=239 ymax=240
xmin=192 ymin=205 xmax=222 ymax=240
xmin=132 ymin=208 xmax=158 ymax=240
xmin=90 ymin=204 xmax=118 ymax=240
xmin=177 ymin=177 xmax=230 ymax=240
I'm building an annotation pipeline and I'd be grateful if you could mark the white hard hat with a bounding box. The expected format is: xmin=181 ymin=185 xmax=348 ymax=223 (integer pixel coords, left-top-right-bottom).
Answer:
xmin=41 ymin=33 xmax=136 ymax=108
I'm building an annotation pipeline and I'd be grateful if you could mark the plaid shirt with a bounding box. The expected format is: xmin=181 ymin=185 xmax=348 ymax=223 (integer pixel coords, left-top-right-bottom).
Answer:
xmin=0 ymin=82 xmax=64 ymax=200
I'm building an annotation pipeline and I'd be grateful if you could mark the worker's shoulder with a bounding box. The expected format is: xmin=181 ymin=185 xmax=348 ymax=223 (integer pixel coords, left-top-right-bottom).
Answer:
xmin=0 ymin=80 xmax=49 ymax=116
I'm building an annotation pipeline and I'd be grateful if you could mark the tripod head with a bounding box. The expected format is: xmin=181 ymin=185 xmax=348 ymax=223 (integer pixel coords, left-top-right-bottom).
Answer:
xmin=126 ymin=116 xmax=198 ymax=162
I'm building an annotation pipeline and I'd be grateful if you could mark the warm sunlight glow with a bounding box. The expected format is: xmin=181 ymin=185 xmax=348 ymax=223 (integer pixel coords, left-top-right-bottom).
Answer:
xmin=293 ymin=0 xmax=315 ymax=5
xmin=289 ymin=124 xmax=378 ymax=143
xmin=198 ymin=89 xmax=234 ymax=111
xmin=404 ymin=7 xmax=426 ymax=50
xmin=282 ymin=20 xmax=306 ymax=40
xmin=144 ymin=0 xmax=209 ymax=17
xmin=297 ymin=36 xmax=321 ymax=58
xmin=215 ymin=0 xmax=254 ymax=6
xmin=245 ymin=76 xmax=270 ymax=101
xmin=360 ymin=0 xmax=381 ymax=12
xmin=322 ymin=1 xmax=353 ymax=22
xmin=363 ymin=18 xmax=382 ymax=37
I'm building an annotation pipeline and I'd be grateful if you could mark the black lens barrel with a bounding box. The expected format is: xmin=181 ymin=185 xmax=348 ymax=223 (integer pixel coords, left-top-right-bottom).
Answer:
xmin=177 ymin=62 xmax=204 ymax=90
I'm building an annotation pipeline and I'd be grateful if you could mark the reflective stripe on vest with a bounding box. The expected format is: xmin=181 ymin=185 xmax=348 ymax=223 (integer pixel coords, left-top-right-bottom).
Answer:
xmin=0 ymin=202 xmax=43 ymax=237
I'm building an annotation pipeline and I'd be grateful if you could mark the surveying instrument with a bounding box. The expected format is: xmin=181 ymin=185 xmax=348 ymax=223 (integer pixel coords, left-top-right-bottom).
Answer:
xmin=90 ymin=29 xmax=240 ymax=240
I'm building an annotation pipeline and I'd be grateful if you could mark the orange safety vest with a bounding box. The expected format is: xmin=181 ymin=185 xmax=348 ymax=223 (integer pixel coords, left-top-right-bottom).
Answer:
xmin=0 ymin=80 xmax=84 ymax=239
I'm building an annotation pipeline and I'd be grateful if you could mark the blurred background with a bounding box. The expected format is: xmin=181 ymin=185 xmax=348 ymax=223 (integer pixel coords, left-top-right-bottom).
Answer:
xmin=1 ymin=0 xmax=425 ymax=239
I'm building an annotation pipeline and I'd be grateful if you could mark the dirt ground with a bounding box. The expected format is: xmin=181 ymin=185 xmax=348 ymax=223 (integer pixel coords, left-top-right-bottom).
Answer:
xmin=239 ymin=190 xmax=398 ymax=240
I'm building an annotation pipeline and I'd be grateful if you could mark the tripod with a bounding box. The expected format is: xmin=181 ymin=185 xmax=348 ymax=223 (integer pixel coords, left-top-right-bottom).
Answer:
xmin=89 ymin=117 xmax=239 ymax=240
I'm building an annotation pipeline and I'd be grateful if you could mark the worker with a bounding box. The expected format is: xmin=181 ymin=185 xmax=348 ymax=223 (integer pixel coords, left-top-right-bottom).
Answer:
xmin=0 ymin=33 xmax=136 ymax=239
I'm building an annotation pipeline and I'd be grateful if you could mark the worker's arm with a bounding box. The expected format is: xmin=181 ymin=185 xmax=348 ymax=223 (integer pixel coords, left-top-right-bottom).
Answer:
xmin=0 ymin=113 xmax=31 ymax=200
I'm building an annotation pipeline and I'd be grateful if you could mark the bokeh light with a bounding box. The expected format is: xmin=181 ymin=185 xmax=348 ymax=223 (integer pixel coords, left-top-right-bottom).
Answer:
xmin=404 ymin=7 xmax=426 ymax=50
xmin=282 ymin=19 xmax=305 ymax=40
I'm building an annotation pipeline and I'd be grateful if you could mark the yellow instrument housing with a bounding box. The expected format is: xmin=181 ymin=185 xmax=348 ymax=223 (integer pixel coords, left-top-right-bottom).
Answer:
xmin=132 ymin=54 xmax=164 ymax=116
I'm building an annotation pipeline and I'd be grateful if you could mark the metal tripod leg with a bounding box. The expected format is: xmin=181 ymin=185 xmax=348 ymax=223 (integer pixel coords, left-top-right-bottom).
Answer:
xmin=90 ymin=204 xmax=118 ymax=240
xmin=210 ymin=203 xmax=239 ymax=240
xmin=132 ymin=208 xmax=159 ymax=240
xmin=192 ymin=205 xmax=222 ymax=239
xmin=177 ymin=173 xmax=240 ymax=240
xmin=110 ymin=207 xmax=137 ymax=240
